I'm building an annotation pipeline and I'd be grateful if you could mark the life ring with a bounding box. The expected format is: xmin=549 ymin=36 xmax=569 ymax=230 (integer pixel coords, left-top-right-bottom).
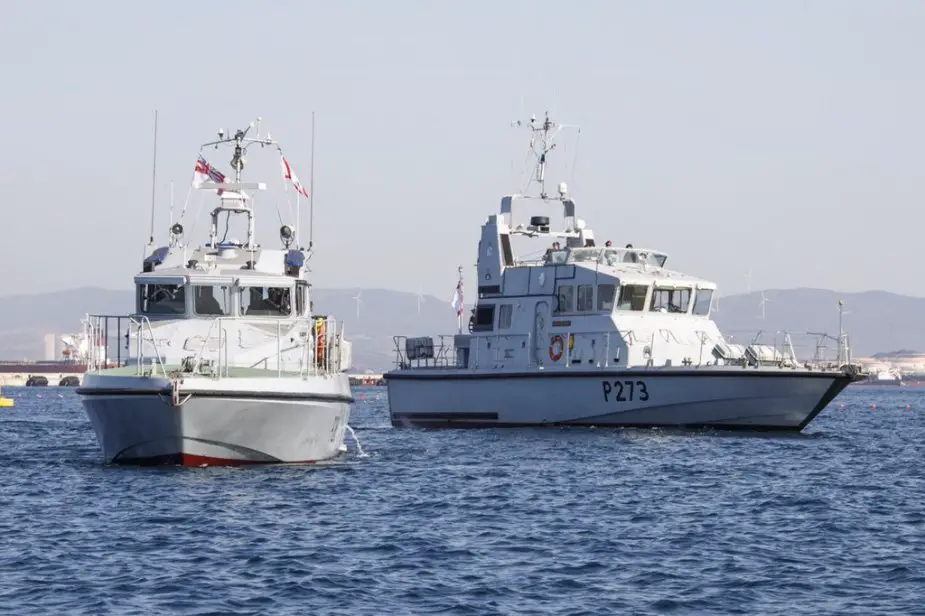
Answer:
xmin=549 ymin=334 xmax=564 ymax=362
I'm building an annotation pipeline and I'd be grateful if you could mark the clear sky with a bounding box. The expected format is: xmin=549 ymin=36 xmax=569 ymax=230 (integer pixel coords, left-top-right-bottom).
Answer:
xmin=1 ymin=0 xmax=923 ymax=299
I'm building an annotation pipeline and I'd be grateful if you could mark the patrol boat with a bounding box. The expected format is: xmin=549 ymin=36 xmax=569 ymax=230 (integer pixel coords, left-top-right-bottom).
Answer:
xmin=77 ymin=118 xmax=353 ymax=465
xmin=385 ymin=113 xmax=864 ymax=431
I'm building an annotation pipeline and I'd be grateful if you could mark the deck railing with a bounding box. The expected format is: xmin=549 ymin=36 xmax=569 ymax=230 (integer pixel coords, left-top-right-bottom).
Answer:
xmin=83 ymin=314 xmax=349 ymax=379
xmin=392 ymin=328 xmax=857 ymax=373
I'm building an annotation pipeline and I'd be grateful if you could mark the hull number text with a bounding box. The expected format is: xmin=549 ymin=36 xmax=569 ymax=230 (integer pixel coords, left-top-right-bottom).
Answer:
xmin=602 ymin=380 xmax=649 ymax=402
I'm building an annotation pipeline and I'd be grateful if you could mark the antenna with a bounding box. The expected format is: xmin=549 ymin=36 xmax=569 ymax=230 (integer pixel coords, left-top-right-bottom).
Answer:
xmin=198 ymin=116 xmax=279 ymax=251
xmin=511 ymin=111 xmax=578 ymax=200
xmin=309 ymin=111 xmax=315 ymax=251
xmin=147 ymin=109 xmax=158 ymax=247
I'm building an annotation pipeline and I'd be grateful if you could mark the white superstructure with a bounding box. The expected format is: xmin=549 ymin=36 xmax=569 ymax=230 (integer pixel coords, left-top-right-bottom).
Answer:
xmin=77 ymin=117 xmax=353 ymax=465
xmin=385 ymin=113 xmax=864 ymax=431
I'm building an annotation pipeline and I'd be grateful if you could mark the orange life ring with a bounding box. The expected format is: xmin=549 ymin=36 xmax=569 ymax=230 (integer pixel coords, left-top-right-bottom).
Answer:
xmin=549 ymin=334 xmax=564 ymax=362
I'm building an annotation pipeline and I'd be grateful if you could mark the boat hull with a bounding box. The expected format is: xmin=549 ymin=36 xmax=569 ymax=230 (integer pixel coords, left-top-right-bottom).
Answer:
xmin=385 ymin=368 xmax=857 ymax=431
xmin=77 ymin=374 xmax=352 ymax=466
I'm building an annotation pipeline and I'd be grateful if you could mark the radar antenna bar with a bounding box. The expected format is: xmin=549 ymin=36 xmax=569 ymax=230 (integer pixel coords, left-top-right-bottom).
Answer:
xmin=510 ymin=111 xmax=578 ymax=200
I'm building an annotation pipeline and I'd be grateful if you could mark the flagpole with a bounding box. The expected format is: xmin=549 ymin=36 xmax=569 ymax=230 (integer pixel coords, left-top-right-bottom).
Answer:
xmin=147 ymin=109 xmax=158 ymax=248
xmin=309 ymin=110 xmax=315 ymax=251
xmin=456 ymin=265 xmax=464 ymax=334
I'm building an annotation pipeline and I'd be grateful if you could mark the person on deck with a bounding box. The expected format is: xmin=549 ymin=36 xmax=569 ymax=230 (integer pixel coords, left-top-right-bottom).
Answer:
xmin=544 ymin=241 xmax=562 ymax=262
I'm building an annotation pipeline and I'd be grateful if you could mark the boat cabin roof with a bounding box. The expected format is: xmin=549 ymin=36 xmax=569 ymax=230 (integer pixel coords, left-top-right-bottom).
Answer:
xmin=135 ymin=267 xmax=301 ymax=288
xmin=137 ymin=242 xmax=305 ymax=284
xmin=540 ymin=246 xmax=715 ymax=289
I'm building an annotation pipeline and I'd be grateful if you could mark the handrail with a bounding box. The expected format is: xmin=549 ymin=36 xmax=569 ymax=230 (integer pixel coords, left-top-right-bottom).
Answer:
xmin=83 ymin=313 xmax=349 ymax=379
xmin=392 ymin=327 xmax=860 ymax=372
xmin=136 ymin=315 xmax=168 ymax=377
xmin=191 ymin=317 xmax=224 ymax=375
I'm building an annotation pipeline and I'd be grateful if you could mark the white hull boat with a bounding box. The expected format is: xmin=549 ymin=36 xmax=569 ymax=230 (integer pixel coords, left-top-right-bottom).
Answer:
xmin=385 ymin=113 xmax=864 ymax=432
xmin=78 ymin=117 xmax=354 ymax=466
xmin=81 ymin=372 xmax=351 ymax=465
xmin=388 ymin=367 xmax=852 ymax=431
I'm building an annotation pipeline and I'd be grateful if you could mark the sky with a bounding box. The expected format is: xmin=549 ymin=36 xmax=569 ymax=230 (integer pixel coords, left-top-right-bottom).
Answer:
xmin=1 ymin=0 xmax=923 ymax=300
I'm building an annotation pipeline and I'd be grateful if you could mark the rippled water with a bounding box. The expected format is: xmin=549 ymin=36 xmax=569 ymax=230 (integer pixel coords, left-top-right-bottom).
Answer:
xmin=0 ymin=386 xmax=923 ymax=614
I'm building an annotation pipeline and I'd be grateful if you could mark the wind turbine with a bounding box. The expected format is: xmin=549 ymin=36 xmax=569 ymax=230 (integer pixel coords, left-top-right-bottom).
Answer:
xmin=745 ymin=269 xmax=753 ymax=295
xmin=759 ymin=290 xmax=771 ymax=321
xmin=416 ymin=285 xmax=425 ymax=315
xmin=353 ymin=289 xmax=362 ymax=320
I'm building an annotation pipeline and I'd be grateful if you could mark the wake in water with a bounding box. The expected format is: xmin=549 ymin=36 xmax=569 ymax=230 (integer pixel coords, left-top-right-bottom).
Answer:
xmin=345 ymin=424 xmax=368 ymax=457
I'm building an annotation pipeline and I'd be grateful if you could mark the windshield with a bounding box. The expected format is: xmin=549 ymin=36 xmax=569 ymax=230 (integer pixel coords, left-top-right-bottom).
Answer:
xmin=240 ymin=286 xmax=292 ymax=316
xmin=566 ymin=247 xmax=668 ymax=267
xmin=138 ymin=283 xmax=186 ymax=315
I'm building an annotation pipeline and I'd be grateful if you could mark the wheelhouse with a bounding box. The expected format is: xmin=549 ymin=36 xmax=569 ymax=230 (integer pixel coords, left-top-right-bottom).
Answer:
xmin=135 ymin=275 xmax=312 ymax=320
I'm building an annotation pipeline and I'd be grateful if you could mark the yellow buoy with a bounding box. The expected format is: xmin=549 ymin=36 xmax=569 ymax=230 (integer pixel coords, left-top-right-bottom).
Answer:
xmin=0 ymin=387 xmax=13 ymax=408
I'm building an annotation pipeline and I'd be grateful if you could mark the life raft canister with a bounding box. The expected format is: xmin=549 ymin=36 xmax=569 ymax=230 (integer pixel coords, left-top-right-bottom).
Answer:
xmin=549 ymin=334 xmax=565 ymax=362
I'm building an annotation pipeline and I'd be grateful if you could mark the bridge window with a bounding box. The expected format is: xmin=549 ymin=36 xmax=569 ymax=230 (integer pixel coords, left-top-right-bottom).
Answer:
xmin=296 ymin=280 xmax=309 ymax=316
xmin=577 ymin=284 xmax=594 ymax=312
xmin=617 ymin=284 xmax=648 ymax=311
xmin=650 ymin=287 xmax=692 ymax=314
xmin=568 ymin=248 xmax=599 ymax=264
xmin=139 ymin=284 xmax=186 ymax=315
xmin=600 ymin=249 xmax=668 ymax=269
xmin=555 ymin=285 xmax=575 ymax=314
xmin=498 ymin=304 xmax=513 ymax=329
xmin=598 ymin=284 xmax=616 ymax=311
xmin=692 ymin=289 xmax=713 ymax=316
xmin=473 ymin=304 xmax=495 ymax=332
xmin=241 ymin=286 xmax=292 ymax=317
xmin=193 ymin=285 xmax=232 ymax=316
xmin=549 ymin=251 xmax=568 ymax=265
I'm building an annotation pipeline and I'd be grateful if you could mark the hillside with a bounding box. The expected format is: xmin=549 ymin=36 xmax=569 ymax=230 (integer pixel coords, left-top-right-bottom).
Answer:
xmin=0 ymin=286 xmax=920 ymax=370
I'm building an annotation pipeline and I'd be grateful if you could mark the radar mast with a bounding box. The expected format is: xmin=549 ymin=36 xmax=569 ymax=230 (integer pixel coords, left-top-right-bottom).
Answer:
xmin=511 ymin=111 xmax=578 ymax=200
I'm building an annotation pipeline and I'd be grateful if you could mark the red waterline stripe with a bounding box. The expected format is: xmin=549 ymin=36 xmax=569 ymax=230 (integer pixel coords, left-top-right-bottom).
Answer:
xmin=114 ymin=453 xmax=317 ymax=467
